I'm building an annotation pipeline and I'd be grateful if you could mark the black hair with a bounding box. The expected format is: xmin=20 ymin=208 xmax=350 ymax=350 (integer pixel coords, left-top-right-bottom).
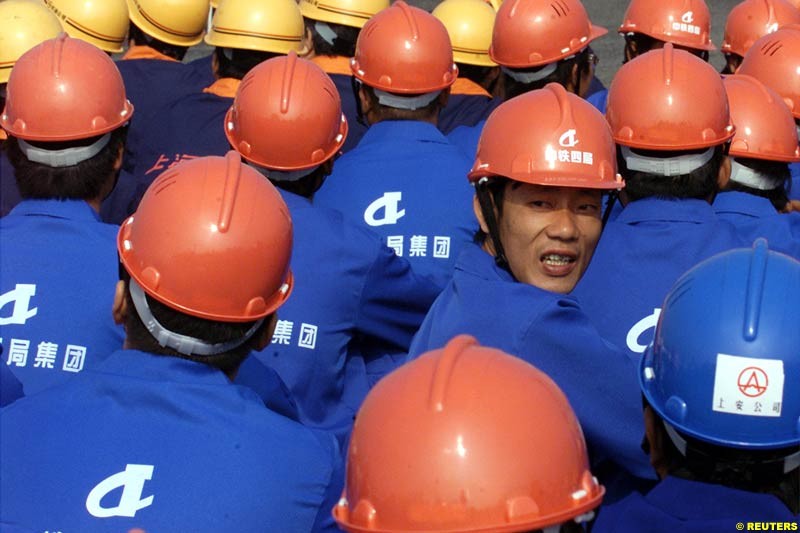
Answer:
xmin=502 ymin=47 xmax=593 ymax=100
xmin=725 ymin=157 xmax=790 ymax=212
xmin=7 ymin=127 xmax=127 ymax=201
xmin=304 ymin=18 xmax=359 ymax=58
xmin=358 ymin=83 xmax=444 ymax=123
xmin=128 ymin=23 xmax=189 ymax=61
xmin=121 ymin=274 xmax=268 ymax=376
xmin=215 ymin=47 xmax=280 ymax=80
xmin=649 ymin=407 xmax=799 ymax=514
xmin=456 ymin=63 xmax=500 ymax=96
xmin=623 ymin=32 xmax=710 ymax=62
xmin=473 ymin=177 xmax=511 ymax=245
xmin=617 ymin=144 xmax=726 ymax=202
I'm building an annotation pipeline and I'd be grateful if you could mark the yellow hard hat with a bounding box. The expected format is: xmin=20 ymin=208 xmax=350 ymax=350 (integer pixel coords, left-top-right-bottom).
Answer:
xmin=299 ymin=0 xmax=389 ymax=29
xmin=210 ymin=0 xmax=218 ymax=7
xmin=205 ymin=0 xmax=306 ymax=54
xmin=43 ymin=0 xmax=129 ymax=53
xmin=0 ymin=0 xmax=63 ymax=84
xmin=127 ymin=0 xmax=208 ymax=46
xmin=433 ymin=0 xmax=497 ymax=67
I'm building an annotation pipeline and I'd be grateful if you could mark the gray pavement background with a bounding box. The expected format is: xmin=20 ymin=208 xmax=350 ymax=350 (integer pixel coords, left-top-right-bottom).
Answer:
xmin=187 ymin=0 xmax=742 ymax=86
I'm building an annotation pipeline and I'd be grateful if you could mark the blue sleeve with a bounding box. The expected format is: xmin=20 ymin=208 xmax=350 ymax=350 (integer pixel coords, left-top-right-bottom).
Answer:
xmin=1 ymin=364 xmax=24 ymax=408
xmin=520 ymin=299 xmax=652 ymax=480
xmin=234 ymin=355 xmax=299 ymax=422
xmin=789 ymin=163 xmax=800 ymax=202
xmin=587 ymin=88 xmax=608 ymax=114
xmin=355 ymin=242 xmax=440 ymax=353
xmin=310 ymin=433 xmax=346 ymax=533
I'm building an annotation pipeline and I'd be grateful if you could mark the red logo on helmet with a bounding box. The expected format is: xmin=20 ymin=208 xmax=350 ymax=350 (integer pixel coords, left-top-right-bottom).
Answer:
xmin=737 ymin=366 xmax=768 ymax=398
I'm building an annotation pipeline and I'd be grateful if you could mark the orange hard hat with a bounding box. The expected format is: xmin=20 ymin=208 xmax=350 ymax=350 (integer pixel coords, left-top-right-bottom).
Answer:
xmin=350 ymin=1 xmax=457 ymax=93
xmin=618 ymin=0 xmax=716 ymax=51
xmin=469 ymin=83 xmax=623 ymax=189
xmin=720 ymin=0 xmax=800 ymax=56
xmin=737 ymin=25 xmax=800 ymax=118
xmin=489 ymin=0 xmax=608 ymax=68
xmin=489 ymin=0 xmax=607 ymax=68
xmin=333 ymin=335 xmax=604 ymax=533
xmin=722 ymin=0 xmax=800 ymax=58
xmin=0 ymin=33 xmax=133 ymax=142
xmin=724 ymin=75 xmax=800 ymax=162
xmin=606 ymin=43 xmax=735 ymax=150
xmin=225 ymin=51 xmax=348 ymax=171
xmin=118 ymin=151 xmax=294 ymax=323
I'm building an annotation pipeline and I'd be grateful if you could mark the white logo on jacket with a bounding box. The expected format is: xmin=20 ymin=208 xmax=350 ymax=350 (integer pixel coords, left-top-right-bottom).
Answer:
xmin=626 ymin=308 xmax=661 ymax=354
xmin=0 ymin=284 xmax=38 ymax=325
xmin=86 ymin=464 xmax=155 ymax=518
xmin=364 ymin=192 xmax=406 ymax=227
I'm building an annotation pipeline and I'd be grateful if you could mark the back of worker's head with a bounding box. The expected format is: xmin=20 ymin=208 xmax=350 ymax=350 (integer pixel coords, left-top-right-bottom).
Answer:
xmin=334 ymin=335 xmax=604 ymax=533
xmin=722 ymin=74 xmax=800 ymax=211
xmin=350 ymin=1 xmax=457 ymax=124
xmin=225 ymin=52 xmax=348 ymax=197
xmin=490 ymin=0 xmax=605 ymax=100
xmin=205 ymin=0 xmax=308 ymax=80
xmin=433 ymin=0 xmax=500 ymax=93
xmin=43 ymin=0 xmax=128 ymax=53
xmin=640 ymin=240 xmax=800 ymax=513
xmin=126 ymin=0 xmax=209 ymax=61
xmin=1 ymin=34 xmax=133 ymax=202
xmin=116 ymin=152 xmax=294 ymax=374
xmin=721 ymin=0 xmax=800 ymax=74
xmin=299 ymin=0 xmax=388 ymax=58
xmin=618 ymin=0 xmax=715 ymax=62
xmin=606 ymin=44 xmax=735 ymax=203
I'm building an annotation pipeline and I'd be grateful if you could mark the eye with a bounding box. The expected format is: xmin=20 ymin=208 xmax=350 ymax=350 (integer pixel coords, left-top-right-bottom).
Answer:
xmin=577 ymin=203 xmax=600 ymax=214
xmin=529 ymin=199 xmax=553 ymax=209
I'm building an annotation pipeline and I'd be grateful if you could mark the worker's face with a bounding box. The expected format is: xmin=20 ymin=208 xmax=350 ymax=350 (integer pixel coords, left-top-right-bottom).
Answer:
xmin=491 ymin=183 xmax=603 ymax=294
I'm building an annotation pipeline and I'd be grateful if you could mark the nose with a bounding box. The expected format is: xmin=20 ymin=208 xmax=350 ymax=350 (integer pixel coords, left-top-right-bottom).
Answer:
xmin=545 ymin=208 xmax=580 ymax=241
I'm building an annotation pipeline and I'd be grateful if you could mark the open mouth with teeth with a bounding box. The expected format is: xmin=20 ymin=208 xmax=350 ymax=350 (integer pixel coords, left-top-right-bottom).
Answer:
xmin=542 ymin=253 xmax=576 ymax=266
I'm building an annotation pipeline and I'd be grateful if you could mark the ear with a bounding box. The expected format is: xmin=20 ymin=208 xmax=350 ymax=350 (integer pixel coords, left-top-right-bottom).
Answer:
xmin=211 ymin=51 xmax=220 ymax=79
xmin=112 ymin=280 xmax=128 ymax=325
xmin=643 ymin=405 xmax=670 ymax=480
xmin=113 ymin=142 xmax=124 ymax=172
xmin=438 ymin=87 xmax=450 ymax=108
xmin=717 ymin=155 xmax=731 ymax=191
xmin=254 ymin=314 xmax=278 ymax=351
xmin=300 ymin=26 xmax=313 ymax=57
xmin=484 ymin=66 xmax=502 ymax=96
xmin=565 ymin=62 xmax=581 ymax=95
xmin=624 ymin=39 xmax=637 ymax=63
xmin=357 ymin=84 xmax=373 ymax=117
xmin=473 ymin=193 xmax=490 ymax=234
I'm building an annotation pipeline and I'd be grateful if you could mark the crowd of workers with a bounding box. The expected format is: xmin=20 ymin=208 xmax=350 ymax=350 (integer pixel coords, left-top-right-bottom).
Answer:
xmin=0 ymin=0 xmax=799 ymax=530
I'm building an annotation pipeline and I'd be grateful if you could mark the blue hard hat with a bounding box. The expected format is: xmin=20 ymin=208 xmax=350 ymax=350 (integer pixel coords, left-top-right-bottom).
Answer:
xmin=641 ymin=239 xmax=800 ymax=450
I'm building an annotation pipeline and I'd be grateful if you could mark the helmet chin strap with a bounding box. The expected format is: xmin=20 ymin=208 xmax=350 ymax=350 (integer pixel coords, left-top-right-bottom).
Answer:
xmin=129 ymin=278 xmax=263 ymax=356
xmin=475 ymin=177 xmax=510 ymax=271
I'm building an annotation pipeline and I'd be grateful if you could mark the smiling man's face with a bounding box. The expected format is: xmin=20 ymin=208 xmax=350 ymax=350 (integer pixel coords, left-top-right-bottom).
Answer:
xmin=477 ymin=182 xmax=603 ymax=294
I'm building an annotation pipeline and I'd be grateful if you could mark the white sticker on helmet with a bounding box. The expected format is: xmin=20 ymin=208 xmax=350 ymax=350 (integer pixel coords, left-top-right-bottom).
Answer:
xmin=711 ymin=353 xmax=784 ymax=418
